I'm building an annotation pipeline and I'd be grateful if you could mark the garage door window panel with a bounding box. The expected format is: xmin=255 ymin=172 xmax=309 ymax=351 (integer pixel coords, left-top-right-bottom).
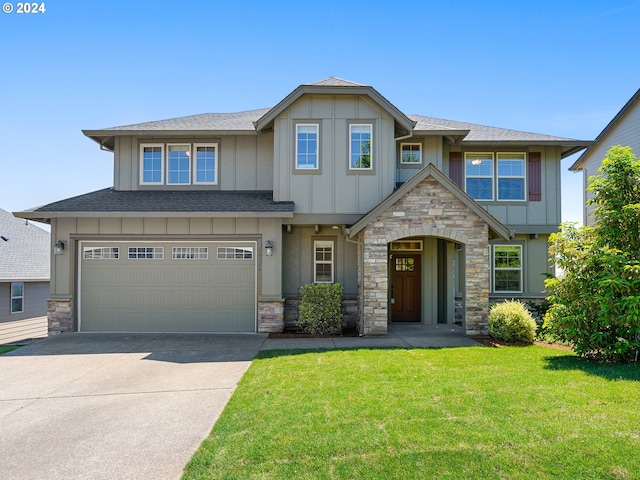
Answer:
xmin=217 ymin=247 xmax=254 ymax=259
xmin=84 ymin=247 xmax=120 ymax=259
xmin=128 ymin=247 xmax=164 ymax=259
xmin=172 ymin=247 xmax=208 ymax=260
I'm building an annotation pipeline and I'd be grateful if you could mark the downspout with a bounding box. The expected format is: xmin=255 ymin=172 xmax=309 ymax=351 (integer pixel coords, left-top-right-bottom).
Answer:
xmin=344 ymin=228 xmax=366 ymax=336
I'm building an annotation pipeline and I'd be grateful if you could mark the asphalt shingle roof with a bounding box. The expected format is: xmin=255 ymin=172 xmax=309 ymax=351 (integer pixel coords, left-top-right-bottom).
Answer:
xmin=0 ymin=208 xmax=50 ymax=281
xmin=28 ymin=189 xmax=294 ymax=214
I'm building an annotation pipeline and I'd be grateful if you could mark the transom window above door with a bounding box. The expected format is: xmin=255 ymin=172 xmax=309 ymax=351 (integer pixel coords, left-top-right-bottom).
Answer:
xmin=140 ymin=143 xmax=218 ymax=186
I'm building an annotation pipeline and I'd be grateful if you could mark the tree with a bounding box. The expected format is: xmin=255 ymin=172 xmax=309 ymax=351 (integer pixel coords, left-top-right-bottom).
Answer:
xmin=544 ymin=146 xmax=640 ymax=362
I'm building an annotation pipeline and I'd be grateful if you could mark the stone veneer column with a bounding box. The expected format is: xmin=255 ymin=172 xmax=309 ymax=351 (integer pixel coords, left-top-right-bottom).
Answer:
xmin=257 ymin=299 xmax=284 ymax=333
xmin=361 ymin=229 xmax=389 ymax=335
xmin=47 ymin=297 xmax=73 ymax=334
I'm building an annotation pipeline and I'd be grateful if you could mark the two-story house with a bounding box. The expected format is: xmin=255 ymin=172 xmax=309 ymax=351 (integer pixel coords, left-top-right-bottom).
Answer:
xmin=570 ymin=88 xmax=640 ymax=226
xmin=15 ymin=77 xmax=590 ymax=336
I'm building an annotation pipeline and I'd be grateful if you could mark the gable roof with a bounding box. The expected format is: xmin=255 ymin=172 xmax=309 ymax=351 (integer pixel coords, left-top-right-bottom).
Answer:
xmin=0 ymin=208 xmax=50 ymax=282
xmin=14 ymin=189 xmax=294 ymax=223
xmin=569 ymin=88 xmax=640 ymax=171
xmin=348 ymin=164 xmax=511 ymax=241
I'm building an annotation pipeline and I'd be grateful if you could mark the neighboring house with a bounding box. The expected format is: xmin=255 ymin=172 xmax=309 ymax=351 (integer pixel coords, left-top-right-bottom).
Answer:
xmin=0 ymin=208 xmax=49 ymax=344
xmin=15 ymin=77 xmax=590 ymax=336
xmin=570 ymin=88 xmax=640 ymax=226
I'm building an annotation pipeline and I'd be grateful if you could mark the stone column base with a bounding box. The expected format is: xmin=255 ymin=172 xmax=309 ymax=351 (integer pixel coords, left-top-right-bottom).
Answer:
xmin=47 ymin=297 xmax=73 ymax=334
xmin=257 ymin=299 xmax=284 ymax=333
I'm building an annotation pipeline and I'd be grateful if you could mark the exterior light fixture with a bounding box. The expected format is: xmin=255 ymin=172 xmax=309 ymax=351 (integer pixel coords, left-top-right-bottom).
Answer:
xmin=54 ymin=240 xmax=65 ymax=255
xmin=265 ymin=240 xmax=274 ymax=256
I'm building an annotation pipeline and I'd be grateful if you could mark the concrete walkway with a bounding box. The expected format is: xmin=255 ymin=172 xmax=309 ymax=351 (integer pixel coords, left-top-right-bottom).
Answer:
xmin=0 ymin=324 xmax=477 ymax=479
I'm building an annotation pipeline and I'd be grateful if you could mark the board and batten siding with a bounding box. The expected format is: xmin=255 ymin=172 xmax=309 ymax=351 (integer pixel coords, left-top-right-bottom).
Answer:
xmin=112 ymin=134 xmax=274 ymax=191
xmin=0 ymin=281 xmax=48 ymax=344
xmin=272 ymin=95 xmax=397 ymax=214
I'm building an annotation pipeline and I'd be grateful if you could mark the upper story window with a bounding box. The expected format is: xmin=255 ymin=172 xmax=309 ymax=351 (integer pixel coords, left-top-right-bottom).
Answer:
xmin=401 ymin=143 xmax=422 ymax=164
xmin=349 ymin=124 xmax=372 ymax=170
xmin=465 ymin=153 xmax=494 ymax=200
xmin=497 ymin=153 xmax=526 ymax=200
xmin=296 ymin=124 xmax=319 ymax=169
xmin=140 ymin=143 xmax=219 ymax=186
xmin=11 ymin=282 xmax=23 ymax=314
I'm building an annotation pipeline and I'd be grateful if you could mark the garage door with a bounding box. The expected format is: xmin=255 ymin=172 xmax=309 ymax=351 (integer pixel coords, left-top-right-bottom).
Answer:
xmin=79 ymin=241 xmax=256 ymax=332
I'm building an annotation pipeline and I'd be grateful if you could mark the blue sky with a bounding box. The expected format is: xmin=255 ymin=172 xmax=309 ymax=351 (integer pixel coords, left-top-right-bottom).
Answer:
xmin=1 ymin=0 xmax=639 ymax=225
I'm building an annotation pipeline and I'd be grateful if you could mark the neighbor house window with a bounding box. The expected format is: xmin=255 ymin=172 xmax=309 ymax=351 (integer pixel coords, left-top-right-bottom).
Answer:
xmin=314 ymin=240 xmax=334 ymax=283
xmin=194 ymin=144 xmax=217 ymax=184
xmin=128 ymin=247 xmax=164 ymax=259
xmin=400 ymin=143 xmax=422 ymax=164
xmin=349 ymin=124 xmax=372 ymax=170
xmin=296 ymin=124 xmax=319 ymax=169
xmin=493 ymin=245 xmax=522 ymax=293
xmin=167 ymin=144 xmax=191 ymax=184
xmin=465 ymin=153 xmax=494 ymax=200
xmin=140 ymin=144 xmax=164 ymax=184
xmin=497 ymin=153 xmax=526 ymax=200
xmin=10 ymin=282 xmax=23 ymax=314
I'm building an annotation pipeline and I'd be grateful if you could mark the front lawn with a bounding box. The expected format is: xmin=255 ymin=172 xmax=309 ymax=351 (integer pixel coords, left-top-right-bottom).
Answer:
xmin=183 ymin=346 xmax=640 ymax=479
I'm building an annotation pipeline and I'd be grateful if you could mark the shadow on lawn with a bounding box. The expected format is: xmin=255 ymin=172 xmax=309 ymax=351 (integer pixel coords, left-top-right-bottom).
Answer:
xmin=544 ymin=355 xmax=640 ymax=381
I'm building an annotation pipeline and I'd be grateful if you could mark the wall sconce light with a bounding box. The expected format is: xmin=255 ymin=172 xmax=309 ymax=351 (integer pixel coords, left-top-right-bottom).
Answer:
xmin=54 ymin=240 xmax=65 ymax=255
xmin=265 ymin=240 xmax=274 ymax=256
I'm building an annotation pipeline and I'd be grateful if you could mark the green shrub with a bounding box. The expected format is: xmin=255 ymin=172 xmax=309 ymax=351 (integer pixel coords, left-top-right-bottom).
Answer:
xmin=296 ymin=283 xmax=343 ymax=335
xmin=488 ymin=300 xmax=537 ymax=344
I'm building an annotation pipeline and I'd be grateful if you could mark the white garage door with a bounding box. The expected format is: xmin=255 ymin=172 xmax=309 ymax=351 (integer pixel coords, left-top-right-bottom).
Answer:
xmin=79 ymin=241 xmax=256 ymax=332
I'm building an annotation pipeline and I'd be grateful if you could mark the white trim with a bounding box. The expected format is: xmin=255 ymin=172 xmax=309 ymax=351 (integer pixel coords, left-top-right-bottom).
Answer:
xmin=139 ymin=143 xmax=164 ymax=185
xmin=464 ymin=152 xmax=494 ymax=201
xmin=400 ymin=143 xmax=422 ymax=164
xmin=193 ymin=143 xmax=219 ymax=185
xmin=295 ymin=124 xmax=319 ymax=170
xmin=166 ymin=143 xmax=191 ymax=185
xmin=313 ymin=240 xmax=334 ymax=283
xmin=496 ymin=152 xmax=527 ymax=201
xmin=492 ymin=244 xmax=523 ymax=294
xmin=349 ymin=124 xmax=373 ymax=170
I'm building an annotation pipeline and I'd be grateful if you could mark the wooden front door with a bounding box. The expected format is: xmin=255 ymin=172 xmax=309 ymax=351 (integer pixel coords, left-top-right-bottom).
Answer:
xmin=391 ymin=254 xmax=421 ymax=322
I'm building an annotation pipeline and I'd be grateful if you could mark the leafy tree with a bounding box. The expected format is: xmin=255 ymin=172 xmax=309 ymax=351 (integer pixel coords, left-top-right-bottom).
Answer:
xmin=544 ymin=146 xmax=640 ymax=362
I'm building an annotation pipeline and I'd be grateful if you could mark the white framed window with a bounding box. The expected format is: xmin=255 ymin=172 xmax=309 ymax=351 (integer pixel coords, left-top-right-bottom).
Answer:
xmin=140 ymin=144 xmax=164 ymax=185
xmin=493 ymin=245 xmax=522 ymax=293
xmin=10 ymin=282 xmax=23 ymax=314
xmin=217 ymin=246 xmax=254 ymax=260
xmin=172 ymin=247 xmax=208 ymax=260
xmin=167 ymin=144 xmax=191 ymax=185
xmin=497 ymin=153 xmax=526 ymax=201
xmin=83 ymin=247 xmax=120 ymax=259
xmin=349 ymin=124 xmax=372 ymax=170
xmin=400 ymin=143 xmax=422 ymax=164
xmin=194 ymin=143 xmax=218 ymax=184
xmin=314 ymin=240 xmax=334 ymax=283
xmin=465 ymin=153 xmax=494 ymax=200
xmin=128 ymin=247 xmax=164 ymax=259
xmin=296 ymin=124 xmax=319 ymax=169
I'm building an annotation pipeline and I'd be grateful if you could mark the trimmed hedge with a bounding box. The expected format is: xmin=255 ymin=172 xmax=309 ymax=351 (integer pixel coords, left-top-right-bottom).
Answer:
xmin=296 ymin=283 xmax=343 ymax=335
xmin=488 ymin=300 xmax=537 ymax=344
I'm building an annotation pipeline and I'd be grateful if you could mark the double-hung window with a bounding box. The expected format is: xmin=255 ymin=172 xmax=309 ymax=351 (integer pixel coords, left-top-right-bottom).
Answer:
xmin=10 ymin=282 xmax=23 ymax=314
xmin=465 ymin=153 xmax=494 ymax=200
xmin=314 ymin=240 xmax=334 ymax=283
xmin=497 ymin=153 xmax=526 ymax=200
xmin=296 ymin=124 xmax=319 ymax=169
xmin=349 ymin=124 xmax=372 ymax=170
xmin=194 ymin=144 xmax=217 ymax=184
xmin=493 ymin=245 xmax=522 ymax=293
xmin=401 ymin=143 xmax=422 ymax=164
xmin=167 ymin=145 xmax=191 ymax=184
xmin=141 ymin=145 xmax=164 ymax=184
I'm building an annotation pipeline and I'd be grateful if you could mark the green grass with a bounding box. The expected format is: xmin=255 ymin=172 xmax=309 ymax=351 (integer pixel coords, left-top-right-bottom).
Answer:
xmin=0 ymin=345 xmax=18 ymax=355
xmin=183 ymin=346 xmax=640 ymax=479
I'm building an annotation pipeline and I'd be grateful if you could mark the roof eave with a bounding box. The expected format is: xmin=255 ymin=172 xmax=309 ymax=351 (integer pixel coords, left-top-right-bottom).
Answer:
xmin=14 ymin=210 xmax=294 ymax=220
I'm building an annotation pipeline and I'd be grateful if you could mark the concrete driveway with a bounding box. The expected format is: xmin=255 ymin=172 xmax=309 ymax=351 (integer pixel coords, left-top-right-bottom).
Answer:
xmin=0 ymin=333 xmax=267 ymax=480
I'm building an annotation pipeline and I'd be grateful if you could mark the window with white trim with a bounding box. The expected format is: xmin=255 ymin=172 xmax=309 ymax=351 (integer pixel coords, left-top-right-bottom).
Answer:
xmin=83 ymin=247 xmax=120 ymax=259
xmin=296 ymin=124 xmax=319 ymax=169
xmin=167 ymin=144 xmax=191 ymax=184
xmin=497 ymin=153 xmax=526 ymax=200
xmin=314 ymin=240 xmax=334 ymax=283
xmin=172 ymin=247 xmax=208 ymax=260
xmin=349 ymin=124 xmax=372 ymax=170
xmin=194 ymin=144 xmax=217 ymax=184
xmin=400 ymin=143 xmax=422 ymax=164
xmin=11 ymin=282 xmax=23 ymax=314
xmin=216 ymin=246 xmax=254 ymax=260
xmin=465 ymin=153 xmax=494 ymax=200
xmin=493 ymin=245 xmax=522 ymax=293
xmin=140 ymin=145 xmax=164 ymax=184
xmin=128 ymin=247 xmax=164 ymax=259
